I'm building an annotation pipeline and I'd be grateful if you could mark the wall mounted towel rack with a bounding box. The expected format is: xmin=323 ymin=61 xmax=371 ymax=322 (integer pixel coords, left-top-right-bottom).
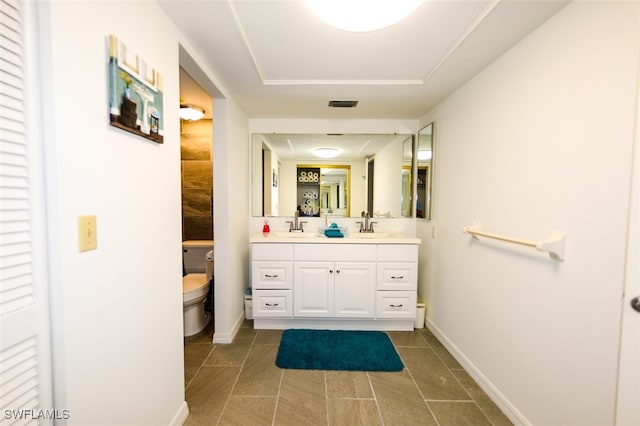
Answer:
xmin=463 ymin=222 xmax=566 ymax=261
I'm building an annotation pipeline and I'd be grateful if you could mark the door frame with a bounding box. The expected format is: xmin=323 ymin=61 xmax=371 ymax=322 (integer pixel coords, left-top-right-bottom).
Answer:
xmin=614 ymin=53 xmax=640 ymax=426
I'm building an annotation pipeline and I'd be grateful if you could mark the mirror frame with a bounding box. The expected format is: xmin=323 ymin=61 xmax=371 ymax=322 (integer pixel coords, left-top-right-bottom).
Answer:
xmin=402 ymin=165 xmax=412 ymax=217
xmin=416 ymin=123 xmax=434 ymax=220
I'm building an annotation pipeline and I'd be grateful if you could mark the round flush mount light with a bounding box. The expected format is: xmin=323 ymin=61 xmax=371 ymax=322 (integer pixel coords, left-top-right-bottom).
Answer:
xmin=313 ymin=147 xmax=341 ymax=159
xmin=179 ymin=104 xmax=205 ymax=121
xmin=308 ymin=0 xmax=422 ymax=32
xmin=417 ymin=150 xmax=432 ymax=161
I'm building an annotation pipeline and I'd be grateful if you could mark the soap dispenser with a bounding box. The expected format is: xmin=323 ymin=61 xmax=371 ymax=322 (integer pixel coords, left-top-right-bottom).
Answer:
xmin=262 ymin=218 xmax=270 ymax=234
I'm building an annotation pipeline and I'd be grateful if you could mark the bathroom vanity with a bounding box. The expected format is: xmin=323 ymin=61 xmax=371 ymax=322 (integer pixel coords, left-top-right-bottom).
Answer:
xmin=249 ymin=232 xmax=421 ymax=331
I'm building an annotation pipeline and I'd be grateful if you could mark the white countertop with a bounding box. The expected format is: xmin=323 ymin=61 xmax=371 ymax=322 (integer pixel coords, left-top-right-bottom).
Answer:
xmin=250 ymin=232 xmax=421 ymax=244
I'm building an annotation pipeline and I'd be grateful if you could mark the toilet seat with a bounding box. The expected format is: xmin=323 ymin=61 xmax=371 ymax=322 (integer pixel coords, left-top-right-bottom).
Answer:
xmin=183 ymin=273 xmax=209 ymax=302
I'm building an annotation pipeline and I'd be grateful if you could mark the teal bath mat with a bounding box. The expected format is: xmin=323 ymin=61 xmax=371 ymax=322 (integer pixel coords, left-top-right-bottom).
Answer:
xmin=275 ymin=329 xmax=404 ymax=371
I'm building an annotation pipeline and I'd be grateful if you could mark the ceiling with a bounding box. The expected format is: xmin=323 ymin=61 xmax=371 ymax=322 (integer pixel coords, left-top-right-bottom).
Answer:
xmin=254 ymin=133 xmax=414 ymax=162
xmin=164 ymin=0 xmax=568 ymax=120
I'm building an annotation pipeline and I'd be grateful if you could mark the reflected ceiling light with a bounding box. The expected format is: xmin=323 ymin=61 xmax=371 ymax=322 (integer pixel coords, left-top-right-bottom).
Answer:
xmin=313 ymin=147 xmax=341 ymax=158
xmin=308 ymin=0 xmax=422 ymax=32
xmin=179 ymin=104 xmax=205 ymax=121
xmin=417 ymin=150 xmax=432 ymax=161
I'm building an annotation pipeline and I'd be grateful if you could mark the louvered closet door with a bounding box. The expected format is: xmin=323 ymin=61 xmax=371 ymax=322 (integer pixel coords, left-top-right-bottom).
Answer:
xmin=0 ymin=0 xmax=53 ymax=422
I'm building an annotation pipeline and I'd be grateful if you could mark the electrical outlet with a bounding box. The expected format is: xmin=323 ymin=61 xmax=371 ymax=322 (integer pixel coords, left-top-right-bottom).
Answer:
xmin=78 ymin=215 xmax=97 ymax=252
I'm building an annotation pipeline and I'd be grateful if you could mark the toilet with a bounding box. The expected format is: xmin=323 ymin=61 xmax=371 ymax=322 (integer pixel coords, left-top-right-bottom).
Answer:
xmin=182 ymin=240 xmax=214 ymax=337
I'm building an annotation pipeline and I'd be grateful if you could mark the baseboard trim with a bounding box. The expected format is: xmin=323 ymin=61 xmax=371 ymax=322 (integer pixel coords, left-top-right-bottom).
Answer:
xmin=212 ymin=311 xmax=245 ymax=344
xmin=169 ymin=401 xmax=189 ymax=426
xmin=253 ymin=318 xmax=414 ymax=331
xmin=426 ymin=318 xmax=529 ymax=426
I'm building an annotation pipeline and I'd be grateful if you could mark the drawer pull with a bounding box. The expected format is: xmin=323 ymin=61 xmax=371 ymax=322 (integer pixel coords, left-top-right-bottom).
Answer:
xmin=264 ymin=274 xmax=279 ymax=278
xmin=390 ymin=275 xmax=404 ymax=279
xmin=265 ymin=303 xmax=279 ymax=307
xmin=389 ymin=304 xmax=404 ymax=308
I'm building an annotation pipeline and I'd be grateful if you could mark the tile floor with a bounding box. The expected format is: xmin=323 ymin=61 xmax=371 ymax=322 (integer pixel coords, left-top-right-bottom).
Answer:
xmin=183 ymin=321 xmax=513 ymax=426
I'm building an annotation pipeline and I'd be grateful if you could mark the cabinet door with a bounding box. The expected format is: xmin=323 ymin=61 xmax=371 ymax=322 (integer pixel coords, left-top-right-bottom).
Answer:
xmin=294 ymin=262 xmax=334 ymax=317
xmin=334 ymin=262 xmax=376 ymax=318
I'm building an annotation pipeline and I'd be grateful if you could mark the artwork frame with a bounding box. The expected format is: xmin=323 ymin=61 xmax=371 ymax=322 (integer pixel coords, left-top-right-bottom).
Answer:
xmin=108 ymin=35 xmax=164 ymax=143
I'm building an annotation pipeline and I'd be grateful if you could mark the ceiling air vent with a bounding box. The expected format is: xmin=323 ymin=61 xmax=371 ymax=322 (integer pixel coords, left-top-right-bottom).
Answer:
xmin=328 ymin=100 xmax=359 ymax=108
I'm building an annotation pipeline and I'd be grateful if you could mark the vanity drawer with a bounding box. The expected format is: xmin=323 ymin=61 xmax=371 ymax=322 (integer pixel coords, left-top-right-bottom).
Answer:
xmin=376 ymin=291 xmax=417 ymax=318
xmin=252 ymin=243 xmax=293 ymax=261
xmin=253 ymin=290 xmax=293 ymax=317
xmin=377 ymin=245 xmax=418 ymax=262
xmin=377 ymin=263 xmax=417 ymax=291
xmin=252 ymin=262 xmax=293 ymax=289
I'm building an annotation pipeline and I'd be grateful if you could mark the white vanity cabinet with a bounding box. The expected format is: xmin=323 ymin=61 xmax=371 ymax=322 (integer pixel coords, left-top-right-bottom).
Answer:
xmin=250 ymin=235 xmax=420 ymax=330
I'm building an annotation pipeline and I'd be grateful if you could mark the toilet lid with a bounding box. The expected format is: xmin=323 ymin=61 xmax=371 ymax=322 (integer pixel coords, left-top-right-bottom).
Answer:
xmin=183 ymin=273 xmax=208 ymax=292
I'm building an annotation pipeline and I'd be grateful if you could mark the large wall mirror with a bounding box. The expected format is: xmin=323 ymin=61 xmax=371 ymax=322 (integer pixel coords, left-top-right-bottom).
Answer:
xmin=252 ymin=133 xmax=414 ymax=218
xmin=416 ymin=123 xmax=434 ymax=219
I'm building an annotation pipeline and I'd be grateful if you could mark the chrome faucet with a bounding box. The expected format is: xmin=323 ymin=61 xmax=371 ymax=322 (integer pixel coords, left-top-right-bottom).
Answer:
xmin=356 ymin=211 xmax=377 ymax=233
xmin=286 ymin=211 xmax=307 ymax=232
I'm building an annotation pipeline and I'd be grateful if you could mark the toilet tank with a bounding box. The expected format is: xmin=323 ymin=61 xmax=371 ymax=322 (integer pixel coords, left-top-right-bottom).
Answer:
xmin=183 ymin=240 xmax=214 ymax=274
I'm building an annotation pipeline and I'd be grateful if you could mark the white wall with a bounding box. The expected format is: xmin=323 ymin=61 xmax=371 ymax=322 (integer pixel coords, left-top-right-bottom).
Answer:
xmin=278 ymin=160 xmax=297 ymax=216
xmin=212 ymin=98 xmax=250 ymax=343
xmin=350 ymin=160 xmax=366 ymax=216
xmin=269 ymin=150 xmax=280 ymax=215
xmin=418 ymin=2 xmax=640 ymax=425
xmin=39 ymin=2 xmax=205 ymax=424
xmin=373 ymin=135 xmax=404 ymax=217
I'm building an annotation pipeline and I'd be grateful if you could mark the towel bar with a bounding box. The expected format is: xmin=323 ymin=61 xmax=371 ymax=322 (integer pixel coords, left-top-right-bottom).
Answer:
xmin=463 ymin=223 xmax=566 ymax=261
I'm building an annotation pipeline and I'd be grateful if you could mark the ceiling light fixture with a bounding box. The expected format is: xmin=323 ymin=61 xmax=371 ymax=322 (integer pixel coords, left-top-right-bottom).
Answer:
xmin=179 ymin=104 xmax=205 ymax=121
xmin=417 ymin=150 xmax=432 ymax=161
xmin=308 ymin=0 xmax=422 ymax=32
xmin=313 ymin=147 xmax=341 ymax=159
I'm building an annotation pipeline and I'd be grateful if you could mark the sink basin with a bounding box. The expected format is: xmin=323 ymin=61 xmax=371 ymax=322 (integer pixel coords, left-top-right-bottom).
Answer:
xmin=347 ymin=232 xmax=390 ymax=239
xmin=271 ymin=232 xmax=318 ymax=238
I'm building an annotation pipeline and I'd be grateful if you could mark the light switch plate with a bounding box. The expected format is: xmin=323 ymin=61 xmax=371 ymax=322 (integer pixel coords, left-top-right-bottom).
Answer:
xmin=78 ymin=215 xmax=97 ymax=252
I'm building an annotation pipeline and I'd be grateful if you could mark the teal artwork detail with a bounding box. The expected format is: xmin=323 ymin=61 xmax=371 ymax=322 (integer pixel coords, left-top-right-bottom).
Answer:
xmin=276 ymin=329 xmax=404 ymax=371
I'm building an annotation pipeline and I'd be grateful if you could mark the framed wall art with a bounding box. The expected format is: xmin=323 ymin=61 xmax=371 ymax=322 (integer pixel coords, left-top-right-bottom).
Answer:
xmin=108 ymin=35 xmax=164 ymax=143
